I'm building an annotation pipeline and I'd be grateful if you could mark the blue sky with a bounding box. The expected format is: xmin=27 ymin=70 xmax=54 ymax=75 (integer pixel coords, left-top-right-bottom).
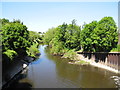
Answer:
xmin=2 ymin=2 xmax=118 ymax=32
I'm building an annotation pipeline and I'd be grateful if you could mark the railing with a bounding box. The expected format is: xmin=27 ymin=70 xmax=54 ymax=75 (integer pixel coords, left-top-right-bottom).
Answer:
xmin=77 ymin=52 xmax=120 ymax=70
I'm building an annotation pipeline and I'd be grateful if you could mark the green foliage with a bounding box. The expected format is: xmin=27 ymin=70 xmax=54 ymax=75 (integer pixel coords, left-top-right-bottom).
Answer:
xmin=111 ymin=45 xmax=120 ymax=52
xmin=2 ymin=22 xmax=31 ymax=55
xmin=63 ymin=49 xmax=77 ymax=60
xmin=12 ymin=19 xmax=23 ymax=24
xmin=0 ymin=32 xmax=1 ymax=46
xmin=44 ymin=20 xmax=81 ymax=55
xmin=81 ymin=21 xmax=97 ymax=52
xmin=3 ymin=50 xmax=17 ymax=60
xmin=43 ymin=27 xmax=56 ymax=45
xmin=65 ymin=21 xmax=81 ymax=50
xmin=0 ymin=18 xmax=9 ymax=25
xmin=81 ymin=17 xmax=118 ymax=52
xmin=26 ymin=43 xmax=40 ymax=57
xmin=29 ymin=31 xmax=42 ymax=44
xmin=49 ymin=24 xmax=67 ymax=54
xmin=91 ymin=17 xmax=118 ymax=52
xmin=44 ymin=16 xmax=118 ymax=60
xmin=50 ymin=41 xmax=67 ymax=55
xmin=1 ymin=18 xmax=41 ymax=61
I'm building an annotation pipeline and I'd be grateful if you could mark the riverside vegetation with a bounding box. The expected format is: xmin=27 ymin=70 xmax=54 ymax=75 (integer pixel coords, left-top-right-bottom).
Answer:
xmin=43 ymin=17 xmax=119 ymax=64
xmin=1 ymin=17 xmax=119 ymax=63
xmin=1 ymin=18 xmax=43 ymax=61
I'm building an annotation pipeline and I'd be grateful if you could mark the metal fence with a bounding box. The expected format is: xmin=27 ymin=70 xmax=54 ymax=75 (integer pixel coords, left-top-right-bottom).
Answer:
xmin=77 ymin=52 xmax=120 ymax=70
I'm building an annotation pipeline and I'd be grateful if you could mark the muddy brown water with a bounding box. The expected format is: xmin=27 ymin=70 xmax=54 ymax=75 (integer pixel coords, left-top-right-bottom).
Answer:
xmin=17 ymin=45 xmax=118 ymax=88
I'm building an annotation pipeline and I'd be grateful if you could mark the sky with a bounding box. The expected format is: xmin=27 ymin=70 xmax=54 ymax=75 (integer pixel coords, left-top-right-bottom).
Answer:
xmin=1 ymin=2 xmax=118 ymax=32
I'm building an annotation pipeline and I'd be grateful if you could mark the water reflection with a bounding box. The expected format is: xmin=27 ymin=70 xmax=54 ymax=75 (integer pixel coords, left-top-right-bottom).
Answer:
xmin=44 ymin=46 xmax=117 ymax=88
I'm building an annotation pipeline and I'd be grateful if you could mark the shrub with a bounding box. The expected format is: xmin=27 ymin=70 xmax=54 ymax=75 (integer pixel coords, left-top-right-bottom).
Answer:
xmin=3 ymin=50 xmax=17 ymax=60
xmin=63 ymin=49 xmax=77 ymax=60
xmin=26 ymin=43 xmax=40 ymax=57
xmin=111 ymin=45 xmax=120 ymax=52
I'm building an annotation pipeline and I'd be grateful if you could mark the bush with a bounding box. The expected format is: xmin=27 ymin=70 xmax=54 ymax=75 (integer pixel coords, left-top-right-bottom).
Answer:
xmin=111 ymin=45 xmax=120 ymax=52
xmin=63 ymin=49 xmax=77 ymax=60
xmin=3 ymin=50 xmax=17 ymax=60
xmin=26 ymin=43 xmax=40 ymax=57
xmin=50 ymin=41 xmax=66 ymax=55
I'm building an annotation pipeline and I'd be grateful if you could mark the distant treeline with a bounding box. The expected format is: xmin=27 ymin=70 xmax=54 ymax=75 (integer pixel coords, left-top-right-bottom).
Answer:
xmin=43 ymin=17 xmax=119 ymax=58
xmin=1 ymin=18 xmax=43 ymax=61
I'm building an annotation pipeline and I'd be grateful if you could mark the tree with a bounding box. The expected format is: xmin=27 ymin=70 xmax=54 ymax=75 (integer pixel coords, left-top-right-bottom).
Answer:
xmin=49 ymin=24 xmax=67 ymax=54
xmin=0 ymin=18 xmax=9 ymax=25
xmin=91 ymin=17 xmax=118 ymax=52
xmin=65 ymin=20 xmax=81 ymax=50
xmin=44 ymin=20 xmax=81 ymax=55
xmin=2 ymin=22 xmax=31 ymax=56
xmin=81 ymin=21 xmax=97 ymax=52
xmin=43 ymin=27 xmax=56 ymax=45
xmin=29 ymin=31 xmax=42 ymax=44
xmin=1 ymin=18 xmax=42 ymax=61
xmin=12 ymin=19 xmax=23 ymax=24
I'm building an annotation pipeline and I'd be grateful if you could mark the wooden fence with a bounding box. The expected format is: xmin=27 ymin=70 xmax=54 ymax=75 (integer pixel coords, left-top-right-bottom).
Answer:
xmin=77 ymin=52 xmax=120 ymax=70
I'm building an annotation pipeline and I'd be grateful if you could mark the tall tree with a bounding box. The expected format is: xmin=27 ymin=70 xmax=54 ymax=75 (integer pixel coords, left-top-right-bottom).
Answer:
xmin=43 ymin=27 xmax=56 ymax=45
xmin=2 ymin=22 xmax=31 ymax=56
xmin=92 ymin=17 xmax=118 ymax=52
xmin=81 ymin=21 xmax=97 ymax=52
xmin=65 ymin=20 xmax=81 ymax=50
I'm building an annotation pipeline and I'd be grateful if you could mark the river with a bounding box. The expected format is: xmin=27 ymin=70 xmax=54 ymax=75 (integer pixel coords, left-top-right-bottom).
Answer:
xmin=17 ymin=45 xmax=118 ymax=88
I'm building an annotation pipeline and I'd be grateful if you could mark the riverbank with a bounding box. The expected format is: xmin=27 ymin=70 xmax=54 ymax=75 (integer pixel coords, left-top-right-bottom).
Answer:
xmin=48 ymin=45 xmax=120 ymax=74
xmin=67 ymin=53 xmax=120 ymax=74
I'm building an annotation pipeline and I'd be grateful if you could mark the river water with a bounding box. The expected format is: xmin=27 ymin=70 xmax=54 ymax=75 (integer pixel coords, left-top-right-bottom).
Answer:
xmin=18 ymin=45 xmax=118 ymax=88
